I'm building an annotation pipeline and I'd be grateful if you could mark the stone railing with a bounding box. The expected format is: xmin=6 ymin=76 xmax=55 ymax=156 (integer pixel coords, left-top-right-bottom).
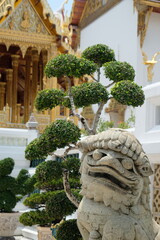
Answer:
xmin=0 ymin=105 xmax=51 ymax=133
xmin=0 ymin=105 xmax=10 ymax=123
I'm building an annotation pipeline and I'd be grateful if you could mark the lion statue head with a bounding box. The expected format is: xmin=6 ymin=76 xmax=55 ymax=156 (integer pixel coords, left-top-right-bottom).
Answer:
xmin=78 ymin=129 xmax=153 ymax=214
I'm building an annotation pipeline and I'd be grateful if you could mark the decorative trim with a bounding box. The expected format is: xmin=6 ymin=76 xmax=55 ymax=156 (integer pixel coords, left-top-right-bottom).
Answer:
xmin=80 ymin=0 xmax=122 ymax=29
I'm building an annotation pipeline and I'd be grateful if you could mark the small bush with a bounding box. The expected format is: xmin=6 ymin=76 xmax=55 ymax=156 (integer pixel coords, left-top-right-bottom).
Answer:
xmin=19 ymin=210 xmax=53 ymax=226
xmin=35 ymin=160 xmax=62 ymax=184
xmin=82 ymin=44 xmax=115 ymax=67
xmin=64 ymin=82 xmax=109 ymax=108
xmin=0 ymin=158 xmax=14 ymax=177
xmin=35 ymin=89 xmax=65 ymax=111
xmin=56 ymin=219 xmax=82 ymax=240
xmin=46 ymin=190 xmax=81 ymax=219
xmin=104 ymin=61 xmax=135 ymax=82
xmin=0 ymin=191 xmax=17 ymax=212
xmin=111 ymin=80 xmax=145 ymax=107
xmin=45 ymin=54 xmax=97 ymax=78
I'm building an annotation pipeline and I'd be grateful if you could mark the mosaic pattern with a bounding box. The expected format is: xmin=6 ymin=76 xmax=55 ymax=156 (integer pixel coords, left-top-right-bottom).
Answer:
xmin=153 ymin=164 xmax=160 ymax=224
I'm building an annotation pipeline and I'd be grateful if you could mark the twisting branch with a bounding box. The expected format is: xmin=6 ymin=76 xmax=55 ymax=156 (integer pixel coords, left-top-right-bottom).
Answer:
xmin=90 ymin=74 xmax=98 ymax=82
xmin=49 ymin=145 xmax=78 ymax=160
xmin=66 ymin=76 xmax=92 ymax=135
xmin=105 ymin=81 xmax=114 ymax=88
xmin=91 ymin=102 xmax=105 ymax=134
xmin=97 ymin=68 xmax=101 ymax=82
xmin=62 ymin=170 xmax=80 ymax=208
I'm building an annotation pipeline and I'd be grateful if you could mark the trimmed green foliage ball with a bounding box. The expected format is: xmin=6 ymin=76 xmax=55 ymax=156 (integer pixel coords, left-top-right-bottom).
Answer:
xmin=45 ymin=54 xmax=97 ymax=78
xmin=23 ymin=192 xmax=56 ymax=209
xmin=16 ymin=170 xmax=36 ymax=195
xmin=19 ymin=210 xmax=53 ymax=226
xmin=82 ymin=44 xmax=115 ymax=67
xmin=111 ymin=80 xmax=145 ymax=107
xmin=0 ymin=176 xmax=17 ymax=193
xmin=0 ymin=191 xmax=17 ymax=212
xmin=46 ymin=190 xmax=79 ymax=219
xmin=25 ymin=120 xmax=81 ymax=161
xmin=35 ymin=160 xmax=62 ymax=184
xmin=65 ymin=82 xmax=109 ymax=108
xmin=56 ymin=219 xmax=82 ymax=240
xmin=0 ymin=157 xmax=14 ymax=177
xmin=25 ymin=138 xmax=49 ymax=161
xmin=43 ymin=119 xmax=81 ymax=149
xmin=35 ymin=89 xmax=65 ymax=111
xmin=103 ymin=61 xmax=135 ymax=82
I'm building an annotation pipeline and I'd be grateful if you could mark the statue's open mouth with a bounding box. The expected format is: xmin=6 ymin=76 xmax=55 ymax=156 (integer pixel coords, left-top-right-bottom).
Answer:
xmin=88 ymin=171 xmax=130 ymax=191
xmin=87 ymin=164 xmax=135 ymax=192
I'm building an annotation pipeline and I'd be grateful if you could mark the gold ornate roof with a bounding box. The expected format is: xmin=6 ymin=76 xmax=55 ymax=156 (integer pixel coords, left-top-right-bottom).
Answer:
xmin=0 ymin=0 xmax=74 ymax=53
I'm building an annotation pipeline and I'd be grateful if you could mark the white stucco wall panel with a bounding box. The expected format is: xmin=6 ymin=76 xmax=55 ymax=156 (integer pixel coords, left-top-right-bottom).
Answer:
xmin=80 ymin=0 xmax=138 ymax=68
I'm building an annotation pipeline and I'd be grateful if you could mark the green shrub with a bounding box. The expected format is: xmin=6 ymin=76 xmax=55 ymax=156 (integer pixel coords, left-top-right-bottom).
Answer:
xmin=35 ymin=89 xmax=65 ymax=111
xmin=43 ymin=120 xmax=81 ymax=149
xmin=56 ymin=219 xmax=82 ymax=240
xmin=35 ymin=177 xmax=81 ymax=191
xmin=111 ymin=80 xmax=145 ymax=107
xmin=25 ymin=138 xmax=49 ymax=161
xmin=0 ymin=176 xmax=17 ymax=193
xmin=0 ymin=191 xmax=17 ymax=212
xmin=16 ymin=170 xmax=36 ymax=195
xmin=46 ymin=190 xmax=81 ymax=219
xmin=64 ymin=82 xmax=109 ymax=108
xmin=82 ymin=44 xmax=115 ymax=67
xmin=35 ymin=160 xmax=62 ymax=184
xmin=0 ymin=158 xmax=34 ymax=212
xmin=0 ymin=157 xmax=14 ymax=177
xmin=97 ymin=119 xmax=114 ymax=132
xmin=45 ymin=54 xmax=97 ymax=78
xmin=103 ymin=61 xmax=135 ymax=82
xmin=23 ymin=191 xmax=56 ymax=209
xmin=62 ymin=157 xmax=80 ymax=178
xmin=19 ymin=210 xmax=54 ymax=226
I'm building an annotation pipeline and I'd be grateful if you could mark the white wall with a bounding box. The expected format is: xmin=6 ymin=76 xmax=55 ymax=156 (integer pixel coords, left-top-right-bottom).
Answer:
xmin=80 ymin=0 xmax=138 ymax=67
xmin=0 ymin=128 xmax=39 ymax=176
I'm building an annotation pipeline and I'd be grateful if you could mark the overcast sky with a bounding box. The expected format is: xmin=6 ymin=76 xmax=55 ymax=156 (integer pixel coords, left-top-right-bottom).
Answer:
xmin=47 ymin=0 xmax=73 ymax=15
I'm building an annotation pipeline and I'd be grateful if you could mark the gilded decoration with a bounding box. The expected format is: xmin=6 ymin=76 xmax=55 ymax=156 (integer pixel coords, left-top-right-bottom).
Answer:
xmin=0 ymin=0 xmax=50 ymax=35
xmin=80 ymin=0 xmax=122 ymax=28
xmin=142 ymin=50 xmax=160 ymax=81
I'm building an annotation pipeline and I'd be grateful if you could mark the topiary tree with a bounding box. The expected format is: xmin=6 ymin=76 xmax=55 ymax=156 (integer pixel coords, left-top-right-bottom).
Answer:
xmin=20 ymin=157 xmax=82 ymax=237
xmin=0 ymin=158 xmax=35 ymax=212
xmin=24 ymin=44 xmax=145 ymax=239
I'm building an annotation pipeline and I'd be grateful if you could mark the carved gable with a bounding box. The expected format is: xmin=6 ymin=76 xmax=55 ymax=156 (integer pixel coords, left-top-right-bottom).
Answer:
xmin=80 ymin=0 xmax=122 ymax=28
xmin=0 ymin=0 xmax=50 ymax=35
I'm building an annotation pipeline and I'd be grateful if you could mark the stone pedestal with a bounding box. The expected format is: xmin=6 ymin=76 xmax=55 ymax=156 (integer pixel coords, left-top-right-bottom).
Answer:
xmin=37 ymin=226 xmax=53 ymax=240
xmin=0 ymin=212 xmax=21 ymax=237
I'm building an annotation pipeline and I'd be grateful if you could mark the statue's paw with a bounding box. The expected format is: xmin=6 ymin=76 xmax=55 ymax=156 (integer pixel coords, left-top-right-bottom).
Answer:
xmin=89 ymin=230 xmax=101 ymax=240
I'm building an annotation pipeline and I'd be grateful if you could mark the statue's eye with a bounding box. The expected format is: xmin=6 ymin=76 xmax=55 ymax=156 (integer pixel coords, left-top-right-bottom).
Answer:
xmin=121 ymin=158 xmax=133 ymax=170
xmin=92 ymin=150 xmax=103 ymax=161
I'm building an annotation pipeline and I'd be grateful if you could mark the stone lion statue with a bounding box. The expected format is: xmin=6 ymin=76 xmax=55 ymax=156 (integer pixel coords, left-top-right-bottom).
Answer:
xmin=77 ymin=129 xmax=160 ymax=240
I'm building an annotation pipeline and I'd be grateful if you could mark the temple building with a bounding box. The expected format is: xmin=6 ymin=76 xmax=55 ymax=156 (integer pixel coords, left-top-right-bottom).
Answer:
xmin=0 ymin=0 xmax=78 ymax=132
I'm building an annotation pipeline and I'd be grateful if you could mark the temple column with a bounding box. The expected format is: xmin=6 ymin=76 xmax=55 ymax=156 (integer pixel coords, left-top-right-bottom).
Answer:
xmin=51 ymin=77 xmax=58 ymax=122
xmin=24 ymin=53 xmax=31 ymax=123
xmin=0 ymin=82 xmax=6 ymax=110
xmin=41 ymin=52 xmax=48 ymax=90
xmin=5 ymin=69 xmax=13 ymax=107
xmin=11 ymin=55 xmax=20 ymax=123
xmin=31 ymin=48 xmax=39 ymax=111
xmin=16 ymin=104 xmax=21 ymax=123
